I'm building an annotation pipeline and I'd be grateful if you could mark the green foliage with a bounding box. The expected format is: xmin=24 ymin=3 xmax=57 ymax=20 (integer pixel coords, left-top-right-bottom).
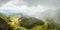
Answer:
xmin=0 ymin=13 xmax=60 ymax=30
xmin=19 ymin=16 xmax=44 ymax=29
xmin=31 ymin=26 xmax=45 ymax=30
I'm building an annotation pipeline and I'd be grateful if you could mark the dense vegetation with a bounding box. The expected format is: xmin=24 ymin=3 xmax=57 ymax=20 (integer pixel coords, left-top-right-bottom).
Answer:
xmin=0 ymin=13 xmax=60 ymax=30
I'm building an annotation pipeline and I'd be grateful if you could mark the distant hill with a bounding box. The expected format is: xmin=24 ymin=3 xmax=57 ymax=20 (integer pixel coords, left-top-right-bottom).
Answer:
xmin=39 ymin=9 xmax=60 ymax=27
xmin=7 ymin=13 xmax=44 ymax=29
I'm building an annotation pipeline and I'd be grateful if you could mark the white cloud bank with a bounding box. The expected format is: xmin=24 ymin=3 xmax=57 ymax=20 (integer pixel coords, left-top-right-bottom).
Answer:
xmin=0 ymin=0 xmax=60 ymax=17
xmin=0 ymin=0 xmax=49 ymax=15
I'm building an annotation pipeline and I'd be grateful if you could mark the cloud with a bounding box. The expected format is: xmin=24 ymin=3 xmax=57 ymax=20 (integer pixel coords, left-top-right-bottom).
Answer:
xmin=23 ymin=0 xmax=60 ymax=8
xmin=0 ymin=0 xmax=60 ymax=18
xmin=0 ymin=1 xmax=48 ymax=15
xmin=0 ymin=0 xmax=10 ymax=3
xmin=0 ymin=0 xmax=11 ymax=7
xmin=0 ymin=0 xmax=60 ymax=8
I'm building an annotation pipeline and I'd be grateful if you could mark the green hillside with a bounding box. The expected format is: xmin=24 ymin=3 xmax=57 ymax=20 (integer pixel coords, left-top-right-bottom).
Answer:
xmin=0 ymin=13 xmax=60 ymax=30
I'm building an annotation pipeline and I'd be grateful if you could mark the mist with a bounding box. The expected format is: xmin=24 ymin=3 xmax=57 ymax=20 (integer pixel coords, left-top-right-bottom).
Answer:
xmin=0 ymin=0 xmax=60 ymax=27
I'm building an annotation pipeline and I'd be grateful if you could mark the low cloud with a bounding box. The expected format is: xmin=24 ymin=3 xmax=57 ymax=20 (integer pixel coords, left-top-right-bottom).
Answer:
xmin=0 ymin=0 xmax=60 ymax=17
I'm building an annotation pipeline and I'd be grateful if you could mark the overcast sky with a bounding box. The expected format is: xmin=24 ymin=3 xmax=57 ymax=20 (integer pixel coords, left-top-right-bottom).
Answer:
xmin=0 ymin=0 xmax=60 ymax=17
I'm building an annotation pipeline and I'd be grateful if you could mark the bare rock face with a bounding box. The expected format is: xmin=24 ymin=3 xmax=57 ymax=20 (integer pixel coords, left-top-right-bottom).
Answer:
xmin=0 ymin=18 xmax=9 ymax=30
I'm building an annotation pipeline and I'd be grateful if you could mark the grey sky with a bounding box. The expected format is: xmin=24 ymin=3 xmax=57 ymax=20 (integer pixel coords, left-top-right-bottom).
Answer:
xmin=0 ymin=0 xmax=60 ymax=18
xmin=0 ymin=0 xmax=60 ymax=8
xmin=24 ymin=0 xmax=60 ymax=8
xmin=0 ymin=0 xmax=10 ymax=7
xmin=0 ymin=0 xmax=10 ymax=3
xmin=0 ymin=0 xmax=60 ymax=15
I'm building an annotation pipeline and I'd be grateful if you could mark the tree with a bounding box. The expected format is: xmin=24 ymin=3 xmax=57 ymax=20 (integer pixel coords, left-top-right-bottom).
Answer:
xmin=19 ymin=16 xmax=44 ymax=29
